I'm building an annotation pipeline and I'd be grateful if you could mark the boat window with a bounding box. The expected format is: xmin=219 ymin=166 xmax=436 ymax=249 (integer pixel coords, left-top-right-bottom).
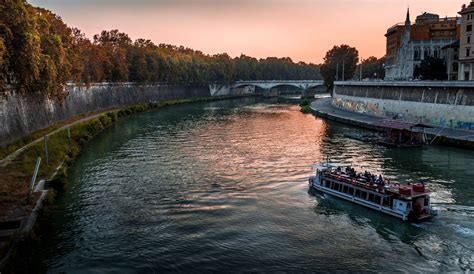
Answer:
xmin=343 ymin=185 xmax=348 ymax=193
xmin=355 ymin=189 xmax=361 ymax=198
xmin=424 ymin=198 xmax=429 ymax=206
xmin=368 ymin=193 xmax=375 ymax=202
xmin=374 ymin=195 xmax=381 ymax=205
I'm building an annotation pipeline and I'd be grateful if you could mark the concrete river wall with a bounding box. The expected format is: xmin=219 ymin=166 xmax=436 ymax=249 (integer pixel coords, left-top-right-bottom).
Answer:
xmin=0 ymin=83 xmax=214 ymax=146
xmin=333 ymin=81 xmax=474 ymax=130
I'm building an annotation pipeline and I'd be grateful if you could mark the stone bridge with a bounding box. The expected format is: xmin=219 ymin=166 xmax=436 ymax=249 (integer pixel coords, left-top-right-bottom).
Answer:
xmin=210 ymin=80 xmax=325 ymax=97
xmin=232 ymin=80 xmax=324 ymax=91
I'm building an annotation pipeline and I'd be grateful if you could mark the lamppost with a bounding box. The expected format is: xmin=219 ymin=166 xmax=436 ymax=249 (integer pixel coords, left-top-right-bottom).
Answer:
xmin=342 ymin=59 xmax=345 ymax=81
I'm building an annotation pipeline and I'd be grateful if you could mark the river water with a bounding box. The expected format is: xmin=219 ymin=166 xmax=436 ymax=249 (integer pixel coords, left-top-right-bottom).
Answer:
xmin=36 ymin=98 xmax=473 ymax=272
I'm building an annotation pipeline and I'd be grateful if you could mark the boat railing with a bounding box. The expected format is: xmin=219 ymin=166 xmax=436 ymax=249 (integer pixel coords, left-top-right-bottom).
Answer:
xmin=323 ymin=172 xmax=386 ymax=192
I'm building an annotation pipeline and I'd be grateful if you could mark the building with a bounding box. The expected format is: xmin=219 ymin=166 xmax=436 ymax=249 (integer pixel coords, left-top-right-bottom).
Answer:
xmin=384 ymin=9 xmax=460 ymax=80
xmin=458 ymin=1 xmax=474 ymax=80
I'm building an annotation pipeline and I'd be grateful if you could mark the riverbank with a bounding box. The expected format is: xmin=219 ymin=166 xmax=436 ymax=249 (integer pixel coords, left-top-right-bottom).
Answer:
xmin=0 ymin=94 xmax=252 ymax=271
xmin=310 ymin=98 xmax=474 ymax=149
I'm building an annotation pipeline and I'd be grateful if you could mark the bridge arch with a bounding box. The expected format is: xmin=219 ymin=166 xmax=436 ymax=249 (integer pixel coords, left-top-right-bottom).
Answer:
xmin=232 ymin=80 xmax=324 ymax=90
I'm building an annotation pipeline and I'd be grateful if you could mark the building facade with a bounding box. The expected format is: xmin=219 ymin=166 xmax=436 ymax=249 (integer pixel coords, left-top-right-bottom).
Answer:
xmin=458 ymin=1 xmax=474 ymax=80
xmin=384 ymin=10 xmax=460 ymax=80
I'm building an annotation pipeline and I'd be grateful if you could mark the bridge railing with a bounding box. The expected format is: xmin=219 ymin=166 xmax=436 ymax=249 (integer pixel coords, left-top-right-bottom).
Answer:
xmin=234 ymin=80 xmax=323 ymax=83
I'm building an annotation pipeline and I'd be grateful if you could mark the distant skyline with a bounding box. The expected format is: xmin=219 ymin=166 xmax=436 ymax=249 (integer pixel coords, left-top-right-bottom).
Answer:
xmin=30 ymin=0 xmax=467 ymax=63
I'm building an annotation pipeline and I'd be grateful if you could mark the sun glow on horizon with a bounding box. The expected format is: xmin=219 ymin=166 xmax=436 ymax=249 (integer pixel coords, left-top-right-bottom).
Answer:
xmin=30 ymin=0 xmax=467 ymax=63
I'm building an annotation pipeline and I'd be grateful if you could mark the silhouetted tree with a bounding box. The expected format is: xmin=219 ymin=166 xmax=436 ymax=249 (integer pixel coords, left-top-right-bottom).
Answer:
xmin=355 ymin=56 xmax=385 ymax=80
xmin=320 ymin=44 xmax=359 ymax=93
xmin=417 ymin=57 xmax=447 ymax=80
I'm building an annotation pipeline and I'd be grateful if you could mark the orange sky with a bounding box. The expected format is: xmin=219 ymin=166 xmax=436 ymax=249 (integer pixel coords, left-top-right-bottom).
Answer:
xmin=30 ymin=0 xmax=467 ymax=63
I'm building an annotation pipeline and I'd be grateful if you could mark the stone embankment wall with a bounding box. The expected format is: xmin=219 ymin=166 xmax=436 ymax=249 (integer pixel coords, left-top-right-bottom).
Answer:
xmin=0 ymin=83 xmax=213 ymax=146
xmin=333 ymin=81 xmax=474 ymax=130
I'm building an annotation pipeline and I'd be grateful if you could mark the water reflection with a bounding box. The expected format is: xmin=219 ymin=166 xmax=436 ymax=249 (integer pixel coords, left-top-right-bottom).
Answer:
xmin=35 ymin=98 xmax=473 ymax=272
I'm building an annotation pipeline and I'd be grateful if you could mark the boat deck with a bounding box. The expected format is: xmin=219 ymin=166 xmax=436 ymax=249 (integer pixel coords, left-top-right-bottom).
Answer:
xmin=322 ymin=170 xmax=430 ymax=198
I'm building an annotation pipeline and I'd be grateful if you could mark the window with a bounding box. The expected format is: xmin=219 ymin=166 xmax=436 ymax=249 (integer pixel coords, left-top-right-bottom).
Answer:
xmin=414 ymin=48 xmax=421 ymax=60
xmin=467 ymin=24 xmax=473 ymax=32
xmin=469 ymin=36 xmax=472 ymax=44
xmin=466 ymin=47 xmax=471 ymax=57
xmin=424 ymin=49 xmax=430 ymax=59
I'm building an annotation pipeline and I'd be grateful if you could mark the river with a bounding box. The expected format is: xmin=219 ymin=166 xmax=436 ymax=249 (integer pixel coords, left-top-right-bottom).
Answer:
xmin=35 ymin=97 xmax=473 ymax=272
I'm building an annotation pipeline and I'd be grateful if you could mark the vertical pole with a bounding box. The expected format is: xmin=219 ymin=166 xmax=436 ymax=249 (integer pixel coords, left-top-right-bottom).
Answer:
xmin=44 ymin=135 xmax=49 ymax=165
xmin=447 ymin=47 xmax=451 ymax=81
xmin=336 ymin=63 xmax=339 ymax=81
xmin=67 ymin=127 xmax=71 ymax=142
xmin=28 ymin=157 xmax=41 ymax=203
xmin=360 ymin=59 xmax=363 ymax=81
xmin=342 ymin=60 xmax=345 ymax=81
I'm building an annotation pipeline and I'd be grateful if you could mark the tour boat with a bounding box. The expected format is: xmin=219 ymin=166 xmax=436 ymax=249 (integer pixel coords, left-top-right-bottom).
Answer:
xmin=309 ymin=163 xmax=437 ymax=222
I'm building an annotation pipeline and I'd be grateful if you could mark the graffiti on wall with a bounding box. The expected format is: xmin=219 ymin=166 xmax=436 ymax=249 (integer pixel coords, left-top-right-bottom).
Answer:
xmin=456 ymin=122 xmax=474 ymax=130
xmin=333 ymin=98 xmax=382 ymax=116
xmin=333 ymin=97 xmax=474 ymax=131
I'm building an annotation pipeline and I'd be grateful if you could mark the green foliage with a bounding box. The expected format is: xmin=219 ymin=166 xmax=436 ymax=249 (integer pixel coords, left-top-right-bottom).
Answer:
xmin=320 ymin=44 xmax=359 ymax=93
xmin=300 ymin=105 xmax=312 ymax=114
xmin=0 ymin=3 xmax=321 ymax=95
xmin=0 ymin=37 xmax=6 ymax=89
xmin=414 ymin=57 xmax=447 ymax=80
xmin=299 ymin=100 xmax=310 ymax=107
xmin=355 ymin=56 xmax=385 ymax=80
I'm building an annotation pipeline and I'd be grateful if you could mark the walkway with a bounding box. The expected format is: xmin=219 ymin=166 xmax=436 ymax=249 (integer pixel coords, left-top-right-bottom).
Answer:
xmin=311 ymin=98 xmax=474 ymax=145
xmin=0 ymin=112 xmax=107 ymax=168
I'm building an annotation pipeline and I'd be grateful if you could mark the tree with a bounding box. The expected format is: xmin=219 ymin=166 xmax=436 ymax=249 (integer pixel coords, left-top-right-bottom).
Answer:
xmin=417 ymin=57 xmax=447 ymax=80
xmin=356 ymin=56 xmax=385 ymax=80
xmin=320 ymin=44 xmax=359 ymax=93
xmin=0 ymin=37 xmax=7 ymax=89
xmin=0 ymin=2 xmax=323 ymax=94
xmin=93 ymin=30 xmax=131 ymax=82
xmin=0 ymin=0 xmax=42 ymax=93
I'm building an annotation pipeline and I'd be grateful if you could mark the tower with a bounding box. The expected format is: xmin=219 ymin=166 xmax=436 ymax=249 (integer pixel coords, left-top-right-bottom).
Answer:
xmin=397 ymin=8 xmax=412 ymax=79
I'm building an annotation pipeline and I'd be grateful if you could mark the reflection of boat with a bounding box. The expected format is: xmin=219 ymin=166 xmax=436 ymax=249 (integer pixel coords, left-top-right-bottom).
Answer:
xmin=309 ymin=162 xmax=437 ymax=222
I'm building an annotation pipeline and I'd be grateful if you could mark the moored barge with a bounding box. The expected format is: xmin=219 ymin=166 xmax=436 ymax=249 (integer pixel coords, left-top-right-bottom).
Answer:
xmin=309 ymin=163 xmax=437 ymax=222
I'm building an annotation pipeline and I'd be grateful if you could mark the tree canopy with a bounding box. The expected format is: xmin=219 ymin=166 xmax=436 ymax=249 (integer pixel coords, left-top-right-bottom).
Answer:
xmin=356 ymin=56 xmax=385 ymax=80
xmin=0 ymin=0 xmax=321 ymax=97
xmin=319 ymin=44 xmax=359 ymax=92
xmin=414 ymin=57 xmax=447 ymax=80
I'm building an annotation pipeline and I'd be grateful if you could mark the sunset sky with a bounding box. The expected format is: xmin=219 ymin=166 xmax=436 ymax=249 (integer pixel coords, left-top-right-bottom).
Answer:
xmin=30 ymin=0 xmax=467 ymax=63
